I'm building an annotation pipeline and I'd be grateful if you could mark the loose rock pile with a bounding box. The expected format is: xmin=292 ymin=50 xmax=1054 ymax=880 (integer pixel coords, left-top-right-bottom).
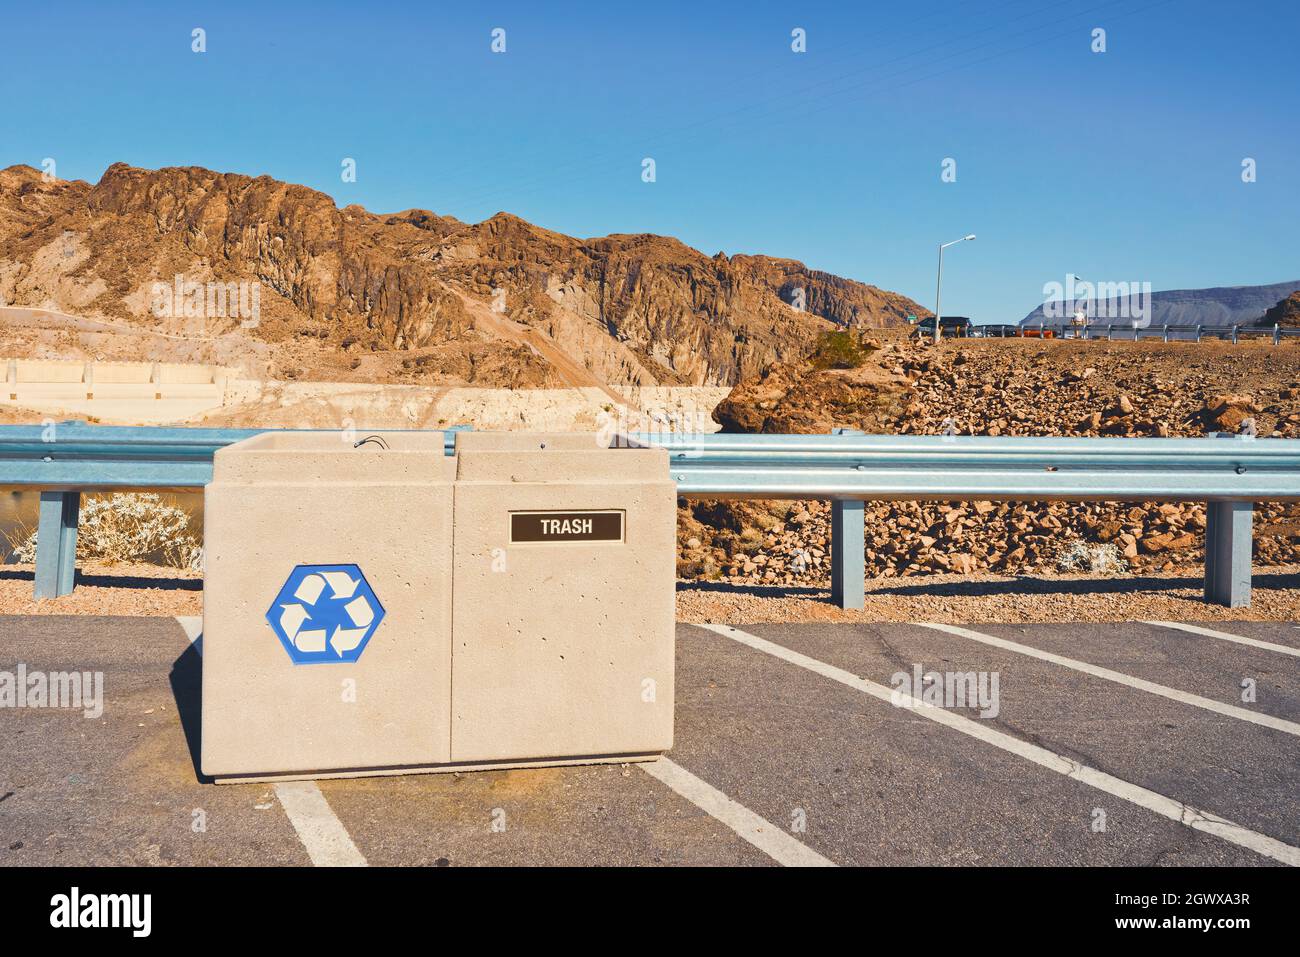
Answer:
xmin=681 ymin=336 xmax=1300 ymax=583
xmin=875 ymin=340 xmax=1300 ymax=438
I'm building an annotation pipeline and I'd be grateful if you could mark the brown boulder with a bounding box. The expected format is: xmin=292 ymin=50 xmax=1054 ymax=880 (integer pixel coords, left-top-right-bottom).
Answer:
xmin=1199 ymin=394 xmax=1260 ymax=433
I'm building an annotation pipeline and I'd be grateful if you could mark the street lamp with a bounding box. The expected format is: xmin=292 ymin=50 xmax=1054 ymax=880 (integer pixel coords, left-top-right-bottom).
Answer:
xmin=933 ymin=234 xmax=976 ymax=344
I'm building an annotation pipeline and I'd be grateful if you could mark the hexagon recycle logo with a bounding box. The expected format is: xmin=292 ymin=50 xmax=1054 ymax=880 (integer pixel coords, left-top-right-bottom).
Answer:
xmin=267 ymin=564 xmax=386 ymax=665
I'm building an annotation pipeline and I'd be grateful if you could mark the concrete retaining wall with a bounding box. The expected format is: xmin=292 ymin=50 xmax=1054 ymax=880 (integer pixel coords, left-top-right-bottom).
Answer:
xmin=2 ymin=359 xmax=230 ymax=422
xmin=0 ymin=358 xmax=730 ymax=431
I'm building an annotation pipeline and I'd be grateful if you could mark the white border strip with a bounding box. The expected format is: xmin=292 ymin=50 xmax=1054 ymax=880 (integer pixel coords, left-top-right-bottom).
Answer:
xmin=917 ymin=622 xmax=1300 ymax=738
xmin=641 ymin=757 xmax=835 ymax=867
xmin=1143 ymin=620 xmax=1300 ymax=659
xmin=699 ymin=623 xmax=1300 ymax=867
xmin=274 ymin=781 xmax=368 ymax=867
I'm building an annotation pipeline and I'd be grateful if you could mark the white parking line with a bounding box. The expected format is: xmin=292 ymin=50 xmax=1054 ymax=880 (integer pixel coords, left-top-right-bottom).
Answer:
xmin=274 ymin=781 xmax=368 ymax=867
xmin=640 ymin=757 xmax=835 ymax=867
xmin=1143 ymin=620 xmax=1300 ymax=658
xmin=916 ymin=622 xmax=1300 ymax=739
xmin=700 ymin=623 xmax=1300 ymax=867
xmin=175 ymin=616 xmax=202 ymax=645
xmin=176 ymin=618 xmax=365 ymax=866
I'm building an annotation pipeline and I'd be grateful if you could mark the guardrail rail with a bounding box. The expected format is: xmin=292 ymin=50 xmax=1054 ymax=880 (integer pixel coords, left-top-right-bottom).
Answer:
xmin=1013 ymin=322 xmax=1300 ymax=343
xmin=2 ymin=422 xmax=1295 ymax=609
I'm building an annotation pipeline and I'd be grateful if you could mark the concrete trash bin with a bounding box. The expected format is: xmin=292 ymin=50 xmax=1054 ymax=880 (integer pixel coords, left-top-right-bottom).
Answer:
xmin=201 ymin=431 xmax=456 ymax=781
xmin=200 ymin=429 xmax=675 ymax=783
xmin=449 ymin=432 xmax=675 ymax=765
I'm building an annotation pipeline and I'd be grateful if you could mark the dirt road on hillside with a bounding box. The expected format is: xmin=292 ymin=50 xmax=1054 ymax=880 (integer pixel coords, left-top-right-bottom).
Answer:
xmin=452 ymin=290 xmax=631 ymax=409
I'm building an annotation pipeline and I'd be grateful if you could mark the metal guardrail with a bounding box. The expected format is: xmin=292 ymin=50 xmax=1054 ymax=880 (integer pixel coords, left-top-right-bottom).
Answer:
xmin=1012 ymin=322 xmax=1299 ymax=343
xmin=2 ymin=423 xmax=1295 ymax=609
xmin=649 ymin=433 xmax=1300 ymax=500
xmin=0 ymin=422 xmax=464 ymax=488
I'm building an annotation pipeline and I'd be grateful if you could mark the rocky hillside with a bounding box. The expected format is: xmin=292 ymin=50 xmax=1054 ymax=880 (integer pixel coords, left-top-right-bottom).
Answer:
xmin=679 ymin=335 xmax=1300 ymax=584
xmin=0 ymin=163 xmax=924 ymax=387
xmin=1263 ymin=291 xmax=1300 ymax=328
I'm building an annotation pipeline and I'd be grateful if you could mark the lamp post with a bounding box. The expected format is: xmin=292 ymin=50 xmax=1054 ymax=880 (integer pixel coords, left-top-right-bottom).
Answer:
xmin=933 ymin=234 xmax=976 ymax=344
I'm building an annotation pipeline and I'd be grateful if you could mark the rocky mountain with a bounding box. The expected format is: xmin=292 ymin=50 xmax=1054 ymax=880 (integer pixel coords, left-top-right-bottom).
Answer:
xmin=1020 ymin=279 xmax=1300 ymax=331
xmin=0 ymin=162 xmax=925 ymax=387
xmin=1263 ymin=291 xmax=1300 ymax=328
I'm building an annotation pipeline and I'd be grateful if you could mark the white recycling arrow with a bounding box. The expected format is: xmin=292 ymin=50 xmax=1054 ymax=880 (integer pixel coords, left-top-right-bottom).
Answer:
xmin=329 ymin=627 xmax=367 ymax=656
xmin=293 ymin=574 xmax=327 ymax=605
xmin=321 ymin=571 xmax=360 ymax=600
xmin=344 ymin=594 xmax=375 ymax=628
xmin=328 ymin=594 xmax=376 ymax=656
xmin=295 ymin=628 xmax=328 ymax=653
xmin=279 ymin=603 xmax=310 ymax=642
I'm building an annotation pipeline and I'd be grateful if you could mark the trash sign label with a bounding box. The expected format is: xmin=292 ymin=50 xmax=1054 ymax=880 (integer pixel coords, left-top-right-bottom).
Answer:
xmin=510 ymin=510 xmax=624 ymax=544
xmin=267 ymin=564 xmax=386 ymax=665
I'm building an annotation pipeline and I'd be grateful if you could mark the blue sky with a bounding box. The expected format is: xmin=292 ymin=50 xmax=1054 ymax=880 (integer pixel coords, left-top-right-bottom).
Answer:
xmin=2 ymin=0 xmax=1296 ymax=322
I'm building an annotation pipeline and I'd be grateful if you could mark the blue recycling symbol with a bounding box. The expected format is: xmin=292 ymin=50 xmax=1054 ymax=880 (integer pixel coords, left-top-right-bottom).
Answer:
xmin=267 ymin=564 xmax=386 ymax=664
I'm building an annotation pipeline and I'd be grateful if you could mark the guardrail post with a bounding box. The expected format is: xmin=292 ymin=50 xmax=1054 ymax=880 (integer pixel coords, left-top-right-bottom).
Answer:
xmin=830 ymin=500 xmax=865 ymax=610
xmin=1204 ymin=501 xmax=1252 ymax=608
xmin=1274 ymin=324 xmax=1281 ymax=346
xmin=1231 ymin=324 xmax=1239 ymax=345
xmin=34 ymin=491 xmax=81 ymax=599
xmin=827 ymin=427 xmax=866 ymax=610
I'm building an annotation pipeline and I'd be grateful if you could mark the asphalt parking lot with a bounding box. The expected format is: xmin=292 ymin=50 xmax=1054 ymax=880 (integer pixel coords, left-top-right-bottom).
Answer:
xmin=1 ymin=614 xmax=1297 ymax=866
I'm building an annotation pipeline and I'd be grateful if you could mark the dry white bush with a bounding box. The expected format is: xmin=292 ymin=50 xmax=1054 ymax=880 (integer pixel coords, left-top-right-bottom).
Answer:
xmin=1055 ymin=539 xmax=1129 ymax=576
xmin=4 ymin=493 xmax=202 ymax=569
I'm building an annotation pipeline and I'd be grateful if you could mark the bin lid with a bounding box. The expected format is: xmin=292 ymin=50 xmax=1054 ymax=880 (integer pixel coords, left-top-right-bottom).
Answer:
xmin=213 ymin=430 xmax=457 ymax=483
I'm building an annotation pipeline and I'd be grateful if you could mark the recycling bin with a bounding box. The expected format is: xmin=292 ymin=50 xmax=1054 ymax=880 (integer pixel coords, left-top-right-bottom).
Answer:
xmin=200 ymin=429 xmax=675 ymax=782
xmin=201 ymin=431 xmax=456 ymax=781
xmin=449 ymin=431 xmax=676 ymax=765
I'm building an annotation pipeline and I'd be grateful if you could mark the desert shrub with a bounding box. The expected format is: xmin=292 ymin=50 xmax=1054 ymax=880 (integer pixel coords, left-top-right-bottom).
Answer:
xmin=1056 ymin=539 xmax=1128 ymax=576
xmin=808 ymin=330 xmax=878 ymax=370
xmin=4 ymin=493 xmax=202 ymax=569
